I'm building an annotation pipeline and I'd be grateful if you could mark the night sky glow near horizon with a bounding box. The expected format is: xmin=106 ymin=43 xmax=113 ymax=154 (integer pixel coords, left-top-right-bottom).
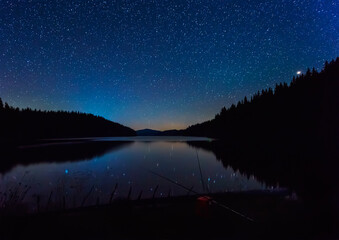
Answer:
xmin=0 ymin=0 xmax=338 ymax=130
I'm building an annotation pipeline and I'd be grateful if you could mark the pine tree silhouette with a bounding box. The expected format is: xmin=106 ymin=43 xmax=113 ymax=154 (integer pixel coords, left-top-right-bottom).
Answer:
xmin=0 ymin=101 xmax=136 ymax=142
xmin=186 ymin=58 xmax=339 ymax=150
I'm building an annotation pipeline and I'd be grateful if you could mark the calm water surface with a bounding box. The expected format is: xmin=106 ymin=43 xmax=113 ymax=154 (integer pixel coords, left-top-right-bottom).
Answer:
xmin=0 ymin=137 xmax=270 ymax=212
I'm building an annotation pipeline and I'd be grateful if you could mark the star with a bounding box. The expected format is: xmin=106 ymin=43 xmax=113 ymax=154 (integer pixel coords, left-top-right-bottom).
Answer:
xmin=0 ymin=0 xmax=337 ymax=130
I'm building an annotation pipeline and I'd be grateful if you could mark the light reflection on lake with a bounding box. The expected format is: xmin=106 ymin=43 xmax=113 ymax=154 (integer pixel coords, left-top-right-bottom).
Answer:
xmin=0 ymin=137 xmax=268 ymax=213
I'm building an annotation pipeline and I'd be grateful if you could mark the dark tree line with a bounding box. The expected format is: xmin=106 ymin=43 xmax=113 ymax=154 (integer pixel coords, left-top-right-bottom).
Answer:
xmin=186 ymin=58 xmax=339 ymax=152
xmin=0 ymin=102 xmax=136 ymax=143
xmin=186 ymin=59 xmax=339 ymax=233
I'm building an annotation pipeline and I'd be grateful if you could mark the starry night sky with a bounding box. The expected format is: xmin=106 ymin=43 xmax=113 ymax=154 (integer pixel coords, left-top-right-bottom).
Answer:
xmin=0 ymin=0 xmax=338 ymax=130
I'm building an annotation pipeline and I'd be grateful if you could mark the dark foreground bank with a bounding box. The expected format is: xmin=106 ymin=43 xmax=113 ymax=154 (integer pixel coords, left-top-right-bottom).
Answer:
xmin=1 ymin=136 xmax=339 ymax=239
xmin=1 ymin=189 xmax=337 ymax=240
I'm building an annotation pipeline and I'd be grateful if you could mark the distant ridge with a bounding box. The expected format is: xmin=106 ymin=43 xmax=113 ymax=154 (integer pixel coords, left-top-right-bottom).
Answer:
xmin=136 ymin=129 xmax=162 ymax=136
xmin=137 ymin=128 xmax=184 ymax=136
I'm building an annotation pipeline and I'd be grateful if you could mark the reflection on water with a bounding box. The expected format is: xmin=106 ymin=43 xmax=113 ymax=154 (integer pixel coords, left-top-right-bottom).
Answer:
xmin=0 ymin=137 xmax=271 ymax=213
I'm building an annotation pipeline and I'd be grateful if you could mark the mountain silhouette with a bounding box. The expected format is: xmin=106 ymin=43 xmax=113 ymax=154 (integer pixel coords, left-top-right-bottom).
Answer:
xmin=137 ymin=128 xmax=185 ymax=136
xmin=136 ymin=129 xmax=162 ymax=136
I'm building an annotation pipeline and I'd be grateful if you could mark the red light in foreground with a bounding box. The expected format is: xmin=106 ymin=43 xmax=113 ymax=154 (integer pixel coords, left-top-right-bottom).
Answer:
xmin=196 ymin=196 xmax=212 ymax=218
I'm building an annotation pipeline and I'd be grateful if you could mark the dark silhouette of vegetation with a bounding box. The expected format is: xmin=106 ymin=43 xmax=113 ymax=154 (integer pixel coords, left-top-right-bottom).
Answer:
xmin=185 ymin=58 xmax=339 ymax=237
xmin=0 ymin=103 xmax=136 ymax=143
xmin=186 ymin=58 xmax=339 ymax=153
xmin=188 ymin=139 xmax=339 ymax=238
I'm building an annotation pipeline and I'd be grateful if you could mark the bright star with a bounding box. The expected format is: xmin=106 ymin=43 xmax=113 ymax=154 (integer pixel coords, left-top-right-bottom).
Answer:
xmin=296 ymin=71 xmax=302 ymax=75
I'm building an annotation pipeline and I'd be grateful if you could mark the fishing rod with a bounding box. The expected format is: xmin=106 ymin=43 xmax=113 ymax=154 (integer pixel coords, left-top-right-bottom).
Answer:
xmin=148 ymin=169 xmax=254 ymax=222
xmin=196 ymin=149 xmax=206 ymax=193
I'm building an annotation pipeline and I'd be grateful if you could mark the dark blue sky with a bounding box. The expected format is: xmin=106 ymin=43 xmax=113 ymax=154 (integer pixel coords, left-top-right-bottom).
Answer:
xmin=0 ymin=0 xmax=338 ymax=130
